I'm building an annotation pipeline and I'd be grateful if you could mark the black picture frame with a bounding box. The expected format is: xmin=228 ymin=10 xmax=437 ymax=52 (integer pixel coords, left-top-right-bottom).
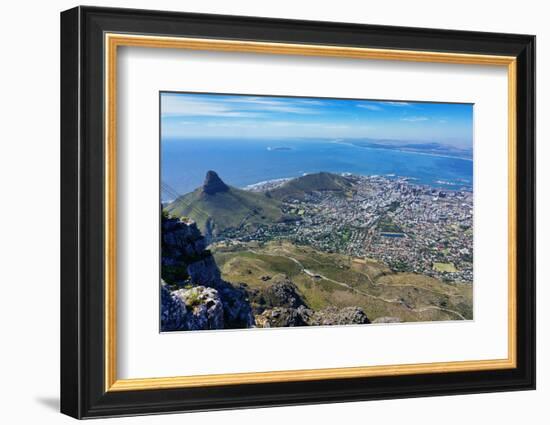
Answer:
xmin=60 ymin=5 xmax=535 ymax=419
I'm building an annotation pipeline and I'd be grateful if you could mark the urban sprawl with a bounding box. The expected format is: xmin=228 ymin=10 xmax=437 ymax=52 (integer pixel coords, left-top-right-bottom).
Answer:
xmin=219 ymin=175 xmax=473 ymax=283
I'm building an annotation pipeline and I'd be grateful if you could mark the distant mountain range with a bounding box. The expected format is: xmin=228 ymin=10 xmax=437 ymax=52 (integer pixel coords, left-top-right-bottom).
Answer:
xmin=164 ymin=171 xmax=354 ymax=238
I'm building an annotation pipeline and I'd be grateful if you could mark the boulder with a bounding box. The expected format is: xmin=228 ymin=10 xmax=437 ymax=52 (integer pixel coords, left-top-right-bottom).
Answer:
xmin=309 ymin=306 xmax=371 ymax=326
xmin=255 ymin=306 xmax=311 ymax=328
xmin=171 ymin=286 xmax=224 ymax=330
xmin=262 ymin=275 xmax=307 ymax=309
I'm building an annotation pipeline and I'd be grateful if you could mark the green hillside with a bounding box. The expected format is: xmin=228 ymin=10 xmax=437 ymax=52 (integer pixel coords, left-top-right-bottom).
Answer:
xmin=164 ymin=171 xmax=355 ymax=239
xmin=213 ymin=240 xmax=473 ymax=322
xmin=165 ymin=171 xmax=284 ymax=238
xmin=267 ymin=172 xmax=354 ymax=201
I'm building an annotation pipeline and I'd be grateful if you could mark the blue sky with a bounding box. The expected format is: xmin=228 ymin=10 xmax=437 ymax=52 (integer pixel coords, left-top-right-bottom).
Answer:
xmin=161 ymin=92 xmax=473 ymax=148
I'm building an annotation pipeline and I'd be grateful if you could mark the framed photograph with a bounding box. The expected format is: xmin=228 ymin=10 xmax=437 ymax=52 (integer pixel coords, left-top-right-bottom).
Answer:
xmin=60 ymin=6 xmax=535 ymax=419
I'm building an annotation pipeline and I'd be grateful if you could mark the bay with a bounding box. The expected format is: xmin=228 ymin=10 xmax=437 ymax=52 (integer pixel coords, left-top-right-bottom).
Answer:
xmin=161 ymin=138 xmax=473 ymax=200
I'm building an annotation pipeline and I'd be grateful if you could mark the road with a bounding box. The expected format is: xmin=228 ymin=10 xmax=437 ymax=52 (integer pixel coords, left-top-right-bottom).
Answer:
xmin=248 ymin=247 xmax=467 ymax=320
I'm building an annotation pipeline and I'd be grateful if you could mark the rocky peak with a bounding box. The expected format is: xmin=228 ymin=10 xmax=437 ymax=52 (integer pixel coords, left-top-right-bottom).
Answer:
xmin=263 ymin=275 xmax=307 ymax=309
xmin=201 ymin=170 xmax=229 ymax=195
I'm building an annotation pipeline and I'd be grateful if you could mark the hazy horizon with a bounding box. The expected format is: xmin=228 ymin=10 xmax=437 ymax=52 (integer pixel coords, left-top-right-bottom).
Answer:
xmin=161 ymin=92 xmax=474 ymax=148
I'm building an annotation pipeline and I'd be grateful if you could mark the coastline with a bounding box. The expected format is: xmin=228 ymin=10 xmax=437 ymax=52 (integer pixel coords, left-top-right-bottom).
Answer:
xmin=241 ymin=172 xmax=473 ymax=193
xmin=331 ymin=139 xmax=473 ymax=162
xmin=163 ymin=172 xmax=472 ymax=202
xmin=161 ymin=138 xmax=473 ymax=200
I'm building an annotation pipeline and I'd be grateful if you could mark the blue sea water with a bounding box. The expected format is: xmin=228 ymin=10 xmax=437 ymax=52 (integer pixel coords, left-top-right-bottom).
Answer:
xmin=161 ymin=138 xmax=473 ymax=200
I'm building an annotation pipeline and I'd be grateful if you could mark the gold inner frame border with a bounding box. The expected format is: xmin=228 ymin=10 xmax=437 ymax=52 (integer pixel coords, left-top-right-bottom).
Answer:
xmin=104 ymin=33 xmax=517 ymax=392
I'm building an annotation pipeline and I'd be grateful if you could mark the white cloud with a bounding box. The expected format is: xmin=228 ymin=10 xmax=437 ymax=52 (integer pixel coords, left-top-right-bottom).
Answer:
xmin=161 ymin=94 xmax=321 ymax=117
xmin=296 ymin=99 xmax=327 ymax=106
xmin=385 ymin=101 xmax=411 ymax=106
xmin=260 ymin=105 xmax=318 ymax=114
xmin=205 ymin=121 xmax=258 ymax=128
xmin=224 ymin=96 xmax=325 ymax=109
xmin=357 ymin=104 xmax=382 ymax=111
xmin=162 ymin=95 xmax=261 ymax=118
xmin=401 ymin=116 xmax=429 ymax=122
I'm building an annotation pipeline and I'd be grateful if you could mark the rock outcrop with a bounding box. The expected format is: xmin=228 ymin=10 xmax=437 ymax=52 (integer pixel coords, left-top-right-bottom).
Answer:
xmin=201 ymin=170 xmax=229 ymax=195
xmin=171 ymin=286 xmax=224 ymax=330
xmin=161 ymin=215 xmax=254 ymax=332
xmin=160 ymin=282 xmax=188 ymax=331
xmin=255 ymin=305 xmax=370 ymax=328
xmin=215 ymin=283 xmax=255 ymax=329
xmin=309 ymin=306 xmax=371 ymax=326
xmin=255 ymin=306 xmax=311 ymax=328
xmin=161 ymin=215 xmax=209 ymax=285
xmin=249 ymin=275 xmax=307 ymax=313
xmin=160 ymin=213 xmax=371 ymax=331
xmin=264 ymin=276 xmax=306 ymax=309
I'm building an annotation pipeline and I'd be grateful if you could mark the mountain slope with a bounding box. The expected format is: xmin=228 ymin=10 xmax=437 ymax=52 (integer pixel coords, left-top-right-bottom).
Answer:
xmin=267 ymin=172 xmax=354 ymax=201
xmin=165 ymin=171 xmax=284 ymax=238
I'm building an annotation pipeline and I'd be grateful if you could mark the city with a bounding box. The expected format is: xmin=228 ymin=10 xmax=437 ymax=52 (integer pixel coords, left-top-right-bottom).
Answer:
xmin=219 ymin=175 xmax=473 ymax=284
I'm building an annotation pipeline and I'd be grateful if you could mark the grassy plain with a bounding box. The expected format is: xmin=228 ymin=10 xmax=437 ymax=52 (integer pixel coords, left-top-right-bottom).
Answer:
xmin=213 ymin=240 xmax=473 ymax=322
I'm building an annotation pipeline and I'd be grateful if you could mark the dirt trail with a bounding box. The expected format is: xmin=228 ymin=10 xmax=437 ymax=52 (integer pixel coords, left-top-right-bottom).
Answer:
xmin=249 ymin=248 xmax=466 ymax=320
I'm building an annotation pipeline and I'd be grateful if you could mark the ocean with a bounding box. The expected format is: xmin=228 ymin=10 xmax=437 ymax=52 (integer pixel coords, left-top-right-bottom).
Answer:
xmin=161 ymin=138 xmax=473 ymax=200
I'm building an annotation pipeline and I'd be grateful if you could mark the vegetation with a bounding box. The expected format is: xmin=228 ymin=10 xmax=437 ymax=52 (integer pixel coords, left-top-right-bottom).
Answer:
xmin=163 ymin=171 xmax=473 ymax=325
xmin=185 ymin=290 xmax=203 ymax=308
xmin=433 ymin=262 xmax=457 ymax=273
xmin=165 ymin=186 xmax=284 ymax=237
xmin=212 ymin=240 xmax=472 ymax=322
xmin=267 ymin=172 xmax=354 ymax=201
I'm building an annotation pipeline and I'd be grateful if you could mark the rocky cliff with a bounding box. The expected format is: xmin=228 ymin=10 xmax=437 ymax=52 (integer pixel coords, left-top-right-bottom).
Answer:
xmin=161 ymin=214 xmax=371 ymax=331
xmin=161 ymin=283 xmax=224 ymax=331
xmin=201 ymin=170 xmax=229 ymax=195
xmin=161 ymin=214 xmax=254 ymax=331
xmin=255 ymin=303 xmax=371 ymax=328
xmin=250 ymin=274 xmax=371 ymax=328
